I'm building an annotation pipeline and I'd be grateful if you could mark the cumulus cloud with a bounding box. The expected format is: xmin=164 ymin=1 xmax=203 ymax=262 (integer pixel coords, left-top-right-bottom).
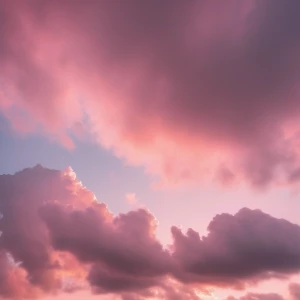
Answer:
xmin=2 ymin=166 xmax=300 ymax=298
xmin=0 ymin=165 xmax=95 ymax=298
xmin=171 ymin=208 xmax=300 ymax=288
xmin=0 ymin=165 xmax=173 ymax=298
xmin=2 ymin=0 xmax=300 ymax=186
xmin=0 ymin=250 xmax=41 ymax=299
xmin=39 ymin=204 xmax=172 ymax=293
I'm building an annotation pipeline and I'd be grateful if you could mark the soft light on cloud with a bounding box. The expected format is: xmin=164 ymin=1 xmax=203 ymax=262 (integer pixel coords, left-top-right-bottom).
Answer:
xmin=0 ymin=166 xmax=300 ymax=299
xmin=1 ymin=1 xmax=300 ymax=298
xmin=2 ymin=1 xmax=300 ymax=188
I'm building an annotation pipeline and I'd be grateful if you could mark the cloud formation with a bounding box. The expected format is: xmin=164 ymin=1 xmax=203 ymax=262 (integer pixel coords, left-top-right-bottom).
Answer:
xmin=40 ymin=204 xmax=172 ymax=294
xmin=0 ymin=251 xmax=41 ymax=299
xmin=2 ymin=0 xmax=300 ymax=187
xmin=228 ymin=293 xmax=285 ymax=300
xmin=0 ymin=165 xmax=91 ymax=298
xmin=171 ymin=208 xmax=300 ymax=288
xmin=1 ymin=166 xmax=300 ymax=298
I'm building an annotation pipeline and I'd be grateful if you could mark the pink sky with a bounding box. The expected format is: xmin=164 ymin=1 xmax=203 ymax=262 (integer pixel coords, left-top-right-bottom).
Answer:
xmin=1 ymin=0 xmax=300 ymax=299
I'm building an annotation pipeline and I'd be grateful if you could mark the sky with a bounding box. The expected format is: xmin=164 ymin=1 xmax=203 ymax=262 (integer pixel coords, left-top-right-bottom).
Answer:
xmin=1 ymin=0 xmax=300 ymax=300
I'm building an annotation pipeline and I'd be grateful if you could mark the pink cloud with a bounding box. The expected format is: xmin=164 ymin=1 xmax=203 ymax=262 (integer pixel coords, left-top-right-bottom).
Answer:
xmin=0 ymin=250 xmax=41 ymax=299
xmin=125 ymin=193 xmax=138 ymax=205
xmin=0 ymin=165 xmax=93 ymax=298
xmin=228 ymin=293 xmax=284 ymax=300
xmin=2 ymin=1 xmax=300 ymax=187
xmin=289 ymin=283 xmax=300 ymax=300
xmin=2 ymin=166 xmax=300 ymax=298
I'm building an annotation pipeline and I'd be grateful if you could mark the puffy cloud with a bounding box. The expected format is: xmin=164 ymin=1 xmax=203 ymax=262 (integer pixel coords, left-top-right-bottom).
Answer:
xmin=2 ymin=1 xmax=300 ymax=186
xmin=0 ymin=165 xmax=94 ymax=298
xmin=0 ymin=166 xmax=61 ymax=291
xmin=39 ymin=204 xmax=172 ymax=293
xmin=2 ymin=166 xmax=300 ymax=298
xmin=0 ymin=251 xmax=41 ymax=299
xmin=0 ymin=165 xmax=173 ymax=298
xmin=171 ymin=208 xmax=300 ymax=288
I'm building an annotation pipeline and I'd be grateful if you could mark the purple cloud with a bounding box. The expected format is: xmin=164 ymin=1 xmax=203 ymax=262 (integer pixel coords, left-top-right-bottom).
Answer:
xmin=1 ymin=166 xmax=300 ymax=298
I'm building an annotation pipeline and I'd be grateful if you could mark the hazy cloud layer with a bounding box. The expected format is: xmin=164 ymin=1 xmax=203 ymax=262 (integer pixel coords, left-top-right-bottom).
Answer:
xmin=2 ymin=1 xmax=300 ymax=186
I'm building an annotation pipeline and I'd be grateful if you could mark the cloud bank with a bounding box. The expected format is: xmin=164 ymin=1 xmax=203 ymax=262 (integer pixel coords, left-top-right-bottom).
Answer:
xmin=2 ymin=0 xmax=300 ymax=187
xmin=1 ymin=166 xmax=300 ymax=298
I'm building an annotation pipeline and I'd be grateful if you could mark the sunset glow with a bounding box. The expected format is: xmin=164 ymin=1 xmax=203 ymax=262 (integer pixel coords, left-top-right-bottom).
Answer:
xmin=1 ymin=1 xmax=300 ymax=299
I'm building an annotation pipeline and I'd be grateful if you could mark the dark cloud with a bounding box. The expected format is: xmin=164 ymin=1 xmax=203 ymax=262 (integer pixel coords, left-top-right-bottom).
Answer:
xmin=171 ymin=208 xmax=300 ymax=287
xmin=0 ymin=166 xmax=65 ymax=291
xmin=39 ymin=203 xmax=172 ymax=293
xmin=0 ymin=165 xmax=94 ymax=298
xmin=2 ymin=166 xmax=300 ymax=298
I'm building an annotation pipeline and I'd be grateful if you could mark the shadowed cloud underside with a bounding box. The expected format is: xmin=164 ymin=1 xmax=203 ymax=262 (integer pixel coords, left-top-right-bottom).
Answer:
xmin=0 ymin=166 xmax=300 ymax=299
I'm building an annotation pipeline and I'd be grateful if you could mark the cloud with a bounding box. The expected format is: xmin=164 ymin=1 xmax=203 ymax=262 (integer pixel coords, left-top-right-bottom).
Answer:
xmin=120 ymin=278 xmax=202 ymax=300
xmin=39 ymin=204 xmax=172 ymax=293
xmin=171 ymin=208 xmax=300 ymax=288
xmin=2 ymin=1 xmax=300 ymax=187
xmin=125 ymin=193 xmax=138 ymax=205
xmin=289 ymin=283 xmax=300 ymax=300
xmin=0 ymin=250 xmax=41 ymax=299
xmin=2 ymin=166 xmax=300 ymax=298
xmin=228 ymin=293 xmax=284 ymax=300
xmin=0 ymin=165 xmax=94 ymax=298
